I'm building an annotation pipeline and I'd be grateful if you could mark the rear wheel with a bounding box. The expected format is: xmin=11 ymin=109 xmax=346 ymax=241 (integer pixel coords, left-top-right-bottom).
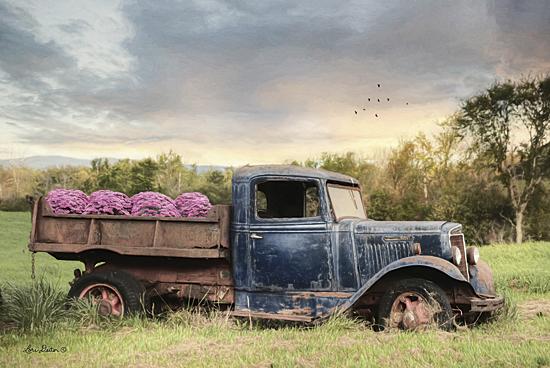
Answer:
xmin=68 ymin=270 xmax=149 ymax=317
xmin=376 ymin=278 xmax=453 ymax=331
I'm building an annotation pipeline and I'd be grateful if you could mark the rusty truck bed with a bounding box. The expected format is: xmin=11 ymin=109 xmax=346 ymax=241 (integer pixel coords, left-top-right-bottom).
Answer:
xmin=28 ymin=196 xmax=231 ymax=259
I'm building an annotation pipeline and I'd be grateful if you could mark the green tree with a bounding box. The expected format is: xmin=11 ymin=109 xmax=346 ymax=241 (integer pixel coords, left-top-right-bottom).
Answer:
xmin=156 ymin=151 xmax=187 ymax=197
xmin=129 ymin=158 xmax=159 ymax=195
xmin=453 ymin=76 xmax=550 ymax=243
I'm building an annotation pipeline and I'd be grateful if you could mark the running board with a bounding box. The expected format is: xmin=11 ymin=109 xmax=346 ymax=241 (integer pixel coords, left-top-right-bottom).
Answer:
xmin=230 ymin=310 xmax=314 ymax=322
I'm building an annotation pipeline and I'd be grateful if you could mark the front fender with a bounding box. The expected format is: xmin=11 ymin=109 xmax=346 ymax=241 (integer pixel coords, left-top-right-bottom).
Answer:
xmin=339 ymin=255 xmax=469 ymax=312
xmin=468 ymin=260 xmax=497 ymax=297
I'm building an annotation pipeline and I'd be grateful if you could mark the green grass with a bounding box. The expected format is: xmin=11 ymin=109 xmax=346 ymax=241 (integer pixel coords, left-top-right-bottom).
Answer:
xmin=480 ymin=243 xmax=550 ymax=298
xmin=0 ymin=211 xmax=79 ymax=286
xmin=1 ymin=211 xmax=549 ymax=367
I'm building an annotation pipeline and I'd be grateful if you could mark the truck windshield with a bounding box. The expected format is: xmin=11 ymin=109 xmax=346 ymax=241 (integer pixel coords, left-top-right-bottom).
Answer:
xmin=327 ymin=184 xmax=366 ymax=220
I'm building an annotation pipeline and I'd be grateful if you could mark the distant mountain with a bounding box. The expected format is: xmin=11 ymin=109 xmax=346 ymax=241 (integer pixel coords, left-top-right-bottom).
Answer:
xmin=0 ymin=155 xmax=97 ymax=169
xmin=0 ymin=155 xmax=226 ymax=173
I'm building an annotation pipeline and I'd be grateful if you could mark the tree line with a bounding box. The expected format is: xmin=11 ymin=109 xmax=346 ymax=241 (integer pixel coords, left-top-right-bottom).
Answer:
xmin=1 ymin=76 xmax=548 ymax=244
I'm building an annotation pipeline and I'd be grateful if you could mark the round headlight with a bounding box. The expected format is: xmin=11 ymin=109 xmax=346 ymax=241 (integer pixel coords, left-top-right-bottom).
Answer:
xmin=451 ymin=246 xmax=462 ymax=266
xmin=466 ymin=247 xmax=480 ymax=265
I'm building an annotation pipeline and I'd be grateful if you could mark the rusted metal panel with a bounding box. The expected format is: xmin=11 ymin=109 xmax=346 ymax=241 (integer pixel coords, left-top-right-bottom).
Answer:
xmin=94 ymin=258 xmax=234 ymax=303
xmin=30 ymin=242 xmax=229 ymax=258
xmin=230 ymin=310 xmax=313 ymax=322
xmin=156 ymin=222 xmax=220 ymax=249
xmin=95 ymin=259 xmax=232 ymax=285
xmin=37 ymin=216 xmax=90 ymax=244
xmin=468 ymin=260 xmax=497 ymax=296
xmin=30 ymin=199 xmax=40 ymax=243
xmin=175 ymin=284 xmax=234 ymax=303
xmin=218 ymin=205 xmax=231 ymax=248
xmin=30 ymin=196 xmax=231 ymax=259
xmin=470 ymin=296 xmax=504 ymax=312
xmin=86 ymin=218 xmax=97 ymax=245
xmin=98 ymin=220 xmax=156 ymax=247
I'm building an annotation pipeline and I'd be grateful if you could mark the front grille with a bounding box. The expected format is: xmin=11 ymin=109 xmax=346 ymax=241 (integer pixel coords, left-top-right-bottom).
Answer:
xmin=450 ymin=234 xmax=469 ymax=280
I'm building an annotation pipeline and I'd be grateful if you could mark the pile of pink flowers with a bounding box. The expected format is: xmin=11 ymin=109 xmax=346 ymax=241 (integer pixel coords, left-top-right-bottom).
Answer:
xmin=45 ymin=189 xmax=213 ymax=218
xmin=84 ymin=190 xmax=132 ymax=215
xmin=130 ymin=192 xmax=181 ymax=217
xmin=175 ymin=192 xmax=212 ymax=217
xmin=45 ymin=189 xmax=89 ymax=214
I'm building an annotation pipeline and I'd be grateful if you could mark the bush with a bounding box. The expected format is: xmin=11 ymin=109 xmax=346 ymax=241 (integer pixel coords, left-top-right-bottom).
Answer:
xmin=1 ymin=278 xmax=68 ymax=332
xmin=0 ymin=197 xmax=31 ymax=212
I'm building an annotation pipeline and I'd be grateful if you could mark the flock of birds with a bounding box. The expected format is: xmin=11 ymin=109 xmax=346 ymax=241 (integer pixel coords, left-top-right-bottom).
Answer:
xmin=354 ymin=83 xmax=409 ymax=118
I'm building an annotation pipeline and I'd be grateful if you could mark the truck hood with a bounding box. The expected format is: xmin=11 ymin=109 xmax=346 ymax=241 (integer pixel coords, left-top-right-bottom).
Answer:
xmin=352 ymin=219 xmax=460 ymax=235
xmin=333 ymin=219 xmax=461 ymax=268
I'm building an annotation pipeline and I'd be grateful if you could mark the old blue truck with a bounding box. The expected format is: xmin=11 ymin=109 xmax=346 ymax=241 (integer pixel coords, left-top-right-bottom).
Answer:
xmin=29 ymin=165 xmax=503 ymax=330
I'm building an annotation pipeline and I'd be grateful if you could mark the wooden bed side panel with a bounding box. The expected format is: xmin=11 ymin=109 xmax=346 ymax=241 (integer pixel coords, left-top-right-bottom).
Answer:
xmin=156 ymin=221 xmax=221 ymax=249
xmin=98 ymin=220 xmax=156 ymax=247
xmin=37 ymin=216 xmax=91 ymax=245
xmin=30 ymin=197 xmax=232 ymax=256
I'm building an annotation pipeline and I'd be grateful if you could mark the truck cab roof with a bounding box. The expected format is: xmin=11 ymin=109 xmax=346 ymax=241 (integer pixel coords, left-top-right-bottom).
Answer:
xmin=233 ymin=165 xmax=359 ymax=186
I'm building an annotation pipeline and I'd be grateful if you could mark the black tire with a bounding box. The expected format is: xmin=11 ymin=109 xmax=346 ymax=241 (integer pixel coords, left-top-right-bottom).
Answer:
xmin=376 ymin=278 xmax=453 ymax=331
xmin=68 ymin=270 xmax=149 ymax=317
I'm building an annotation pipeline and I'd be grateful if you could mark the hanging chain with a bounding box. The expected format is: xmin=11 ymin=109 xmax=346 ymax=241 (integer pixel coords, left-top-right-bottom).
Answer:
xmin=31 ymin=251 xmax=36 ymax=280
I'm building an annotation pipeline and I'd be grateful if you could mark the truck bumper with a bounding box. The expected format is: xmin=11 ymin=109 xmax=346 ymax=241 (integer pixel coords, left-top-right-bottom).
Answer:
xmin=469 ymin=295 xmax=505 ymax=312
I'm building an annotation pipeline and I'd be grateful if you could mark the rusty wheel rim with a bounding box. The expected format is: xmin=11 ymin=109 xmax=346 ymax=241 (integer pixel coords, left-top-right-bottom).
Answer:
xmin=389 ymin=292 xmax=437 ymax=330
xmin=79 ymin=283 xmax=125 ymax=317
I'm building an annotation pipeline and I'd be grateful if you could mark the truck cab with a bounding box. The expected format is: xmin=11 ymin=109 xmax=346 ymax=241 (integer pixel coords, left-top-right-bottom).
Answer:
xmin=230 ymin=165 xmax=503 ymax=328
xmin=29 ymin=165 xmax=503 ymax=330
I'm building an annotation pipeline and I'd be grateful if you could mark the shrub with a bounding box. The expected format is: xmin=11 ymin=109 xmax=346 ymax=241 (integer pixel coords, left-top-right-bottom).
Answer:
xmin=1 ymin=279 xmax=68 ymax=332
xmin=0 ymin=197 xmax=31 ymax=212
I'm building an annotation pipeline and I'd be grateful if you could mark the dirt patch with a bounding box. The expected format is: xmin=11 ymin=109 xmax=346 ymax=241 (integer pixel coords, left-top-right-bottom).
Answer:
xmin=518 ymin=300 xmax=550 ymax=319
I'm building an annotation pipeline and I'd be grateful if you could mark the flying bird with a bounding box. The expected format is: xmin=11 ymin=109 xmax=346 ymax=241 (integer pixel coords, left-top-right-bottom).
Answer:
xmin=387 ymin=98 xmax=390 ymax=102
xmin=406 ymin=102 xmax=409 ymax=105
xmin=362 ymin=108 xmax=366 ymax=111
xmin=368 ymin=98 xmax=371 ymax=102
xmin=377 ymin=98 xmax=380 ymax=102
xmin=377 ymin=84 xmax=381 ymax=88
xmin=354 ymin=110 xmax=358 ymax=114
xmin=375 ymin=113 xmax=379 ymax=118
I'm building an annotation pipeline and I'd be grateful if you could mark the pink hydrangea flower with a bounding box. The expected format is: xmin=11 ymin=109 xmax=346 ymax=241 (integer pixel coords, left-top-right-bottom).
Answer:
xmin=175 ymin=192 xmax=212 ymax=217
xmin=84 ymin=190 xmax=132 ymax=215
xmin=45 ymin=189 xmax=89 ymax=214
xmin=131 ymin=192 xmax=180 ymax=217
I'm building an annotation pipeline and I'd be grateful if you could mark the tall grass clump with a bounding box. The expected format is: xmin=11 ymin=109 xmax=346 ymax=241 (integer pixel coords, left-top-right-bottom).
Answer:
xmin=66 ymin=296 xmax=155 ymax=331
xmin=1 ymin=278 xmax=67 ymax=332
xmin=317 ymin=312 xmax=365 ymax=333
xmin=493 ymin=289 xmax=519 ymax=322
xmin=164 ymin=305 xmax=233 ymax=330
xmin=65 ymin=297 xmax=107 ymax=327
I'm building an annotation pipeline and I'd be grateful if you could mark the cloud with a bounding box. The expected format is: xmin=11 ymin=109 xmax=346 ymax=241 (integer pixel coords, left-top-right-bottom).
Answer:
xmin=0 ymin=0 xmax=549 ymax=163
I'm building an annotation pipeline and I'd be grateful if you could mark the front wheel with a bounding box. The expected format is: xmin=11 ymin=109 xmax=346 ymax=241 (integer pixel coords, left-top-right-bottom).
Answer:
xmin=68 ymin=270 xmax=149 ymax=317
xmin=376 ymin=278 xmax=453 ymax=331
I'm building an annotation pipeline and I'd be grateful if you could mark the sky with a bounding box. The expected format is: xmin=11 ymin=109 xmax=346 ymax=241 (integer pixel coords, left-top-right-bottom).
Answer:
xmin=1 ymin=1 xmax=549 ymax=165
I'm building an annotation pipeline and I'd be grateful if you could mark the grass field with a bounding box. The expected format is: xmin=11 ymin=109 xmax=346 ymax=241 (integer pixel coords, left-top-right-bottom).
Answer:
xmin=1 ymin=211 xmax=549 ymax=367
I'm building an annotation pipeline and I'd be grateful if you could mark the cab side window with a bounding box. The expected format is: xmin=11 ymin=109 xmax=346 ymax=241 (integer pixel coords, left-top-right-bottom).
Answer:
xmin=256 ymin=180 xmax=320 ymax=219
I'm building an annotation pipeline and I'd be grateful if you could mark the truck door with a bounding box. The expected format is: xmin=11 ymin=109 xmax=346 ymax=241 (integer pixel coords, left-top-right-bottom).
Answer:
xmin=249 ymin=178 xmax=332 ymax=291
